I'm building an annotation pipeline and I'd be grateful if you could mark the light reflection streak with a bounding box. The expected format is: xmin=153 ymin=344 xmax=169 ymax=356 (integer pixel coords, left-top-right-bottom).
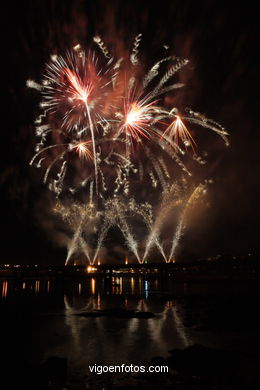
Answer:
xmin=144 ymin=280 xmax=149 ymax=299
xmin=172 ymin=301 xmax=190 ymax=348
xmin=35 ymin=280 xmax=40 ymax=293
xmin=64 ymin=295 xmax=81 ymax=347
xmin=2 ymin=281 xmax=8 ymax=298
xmin=91 ymin=278 xmax=96 ymax=295
xmin=97 ymin=293 xmax=101 ymax=309
xmin=138 ymin=278 xmax=142 ymax=294
xmin=130 ymin=277 xmax=135 ymax=294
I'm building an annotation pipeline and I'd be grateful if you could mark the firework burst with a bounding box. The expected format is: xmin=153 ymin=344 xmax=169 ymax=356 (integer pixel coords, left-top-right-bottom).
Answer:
xmin=28 ymin=35 xmax=229 ymax=265
xmin=73 ymin=140 xmax=93 ymax=160
xmin=162 ymin=112 xmax=197 ymax=151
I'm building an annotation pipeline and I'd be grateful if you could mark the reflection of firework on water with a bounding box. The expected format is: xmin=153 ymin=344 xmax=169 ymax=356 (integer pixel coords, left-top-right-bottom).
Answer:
xmin=28 ymin=35 xmax=229 ymax=264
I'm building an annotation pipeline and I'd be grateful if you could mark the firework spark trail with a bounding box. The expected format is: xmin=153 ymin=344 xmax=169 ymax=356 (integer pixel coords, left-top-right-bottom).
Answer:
xmin=130 ymin=33 xmax=142 ymax=65
xmin=65 ymin=214 xmax=86 ymax=265
xmin=30 ymin=144 xmax=68 ymax=166
xmin=43 ymin=151 xmax=66 ymax=184
xmin=106 ymin=200 xmax=139 ymax=260
xmin=31 ymin=141 xmax=93 ymax=192
xmin=91 ymin=199 xmax=122 ymax=263
xmin=92 ymin=198 xmax=141 ymax=263
xmin=162 ymin=115 xmax=197 ymax=151
xmin=63 ymin=66 xmax=99 ymax=192
xmin=85 ymin=103 xmax=99 ymax=193
xmin=143 ymin=57 xmax=172 ymax=88
xmin=142 ymin=222 xmax=163 ymax=262
xmin=143 ymin=187 xmax=181 ymax=261
xmin=93 ymin=221 xmax=111 ymax=263
xmin=167 ymin=219 xmax=184 ymax=263
xmin=128 ymin=199 xmax=167 ymax=262
xmin=89 ymin=181 xmax=94 ymax=204
xmin=167 ymin=182 xmax=207 ymax=261
xmin=48 ymin=161 xmax=67 ymax=196
xmin=143 ymin=183 xmax=205 ymax=262
xmin=150 ymin=57 xmax=189 ymax=99
xmin=184 ymin=109 xmax=229 ymax=146
xmin=115 ymin=203 xmax=141 ymax=263
xmin=145 ymin=147 xmax=168 ymax=190
xmin=154 ymin=128 xmax=192 ymax=176
xmin=64 ymin=200 xmax=104 ymax=265
xmin=79 ymin=237 xmax=92 ymax=264
xmin=93 ymin=36 xmax=112 ymax=59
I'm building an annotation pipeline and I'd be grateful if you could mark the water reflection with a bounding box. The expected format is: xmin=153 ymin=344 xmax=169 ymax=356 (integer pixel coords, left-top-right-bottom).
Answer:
xmin=2 ymin=276 xmax=259 ymax=299
xmin=1 ymin=276 xmax=260 ymax=371
xmin=130 ymin=277 xmax=135 ymax=294
xmin=144 ymin=280 xmax=149 ymax=299
xmin=62 ymin=283 xmax=192 ymax=366
xmin=91 ymin=278 xmax=95 ymax=295
xmin=35 ymin=280 xmax=40 ymax=293
xmin=64 ymin=294 xmax=81 ymax=347
xmin=2 ymin=280 xmax=8 ymax=298
xmin=111 ymin=277 xmax=122 ymax=295
xmin=172 ymin=302 xmax=190 ymax=347
xmin=0 ymin=278 xmax=55 ymax=298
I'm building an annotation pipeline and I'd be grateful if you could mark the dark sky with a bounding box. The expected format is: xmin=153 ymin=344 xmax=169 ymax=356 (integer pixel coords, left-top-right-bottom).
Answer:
xmin=1 ymin=0 xmax=259 ymax=264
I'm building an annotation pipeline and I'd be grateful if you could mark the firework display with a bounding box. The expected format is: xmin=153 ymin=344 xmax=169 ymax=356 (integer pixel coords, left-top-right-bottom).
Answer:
xmin=28 ymin=35 xmax=228 ymax=264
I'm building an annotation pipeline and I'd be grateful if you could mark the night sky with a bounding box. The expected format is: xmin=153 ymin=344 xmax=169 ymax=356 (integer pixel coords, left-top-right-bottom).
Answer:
xmin=1 ymin=0 xmax=259 ymax=264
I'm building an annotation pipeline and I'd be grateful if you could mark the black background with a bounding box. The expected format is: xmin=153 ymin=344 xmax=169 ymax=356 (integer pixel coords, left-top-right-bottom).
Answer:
xmin=1 ymin=0 xmax=259 ymax=264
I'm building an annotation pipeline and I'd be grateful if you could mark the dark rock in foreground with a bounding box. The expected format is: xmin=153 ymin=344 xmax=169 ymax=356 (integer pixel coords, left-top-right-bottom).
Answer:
xmin=167 ymin=344 xmax=260 ymax=389
xmin=75 ymin=308 xmax=155 ymax=319
xmin=1 ymin=356 xmax=67 ymax=390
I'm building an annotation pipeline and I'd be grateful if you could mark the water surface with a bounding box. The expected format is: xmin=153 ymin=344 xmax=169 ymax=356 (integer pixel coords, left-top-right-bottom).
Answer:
xmin=1 ymin=276 xmax=260 ymax=374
